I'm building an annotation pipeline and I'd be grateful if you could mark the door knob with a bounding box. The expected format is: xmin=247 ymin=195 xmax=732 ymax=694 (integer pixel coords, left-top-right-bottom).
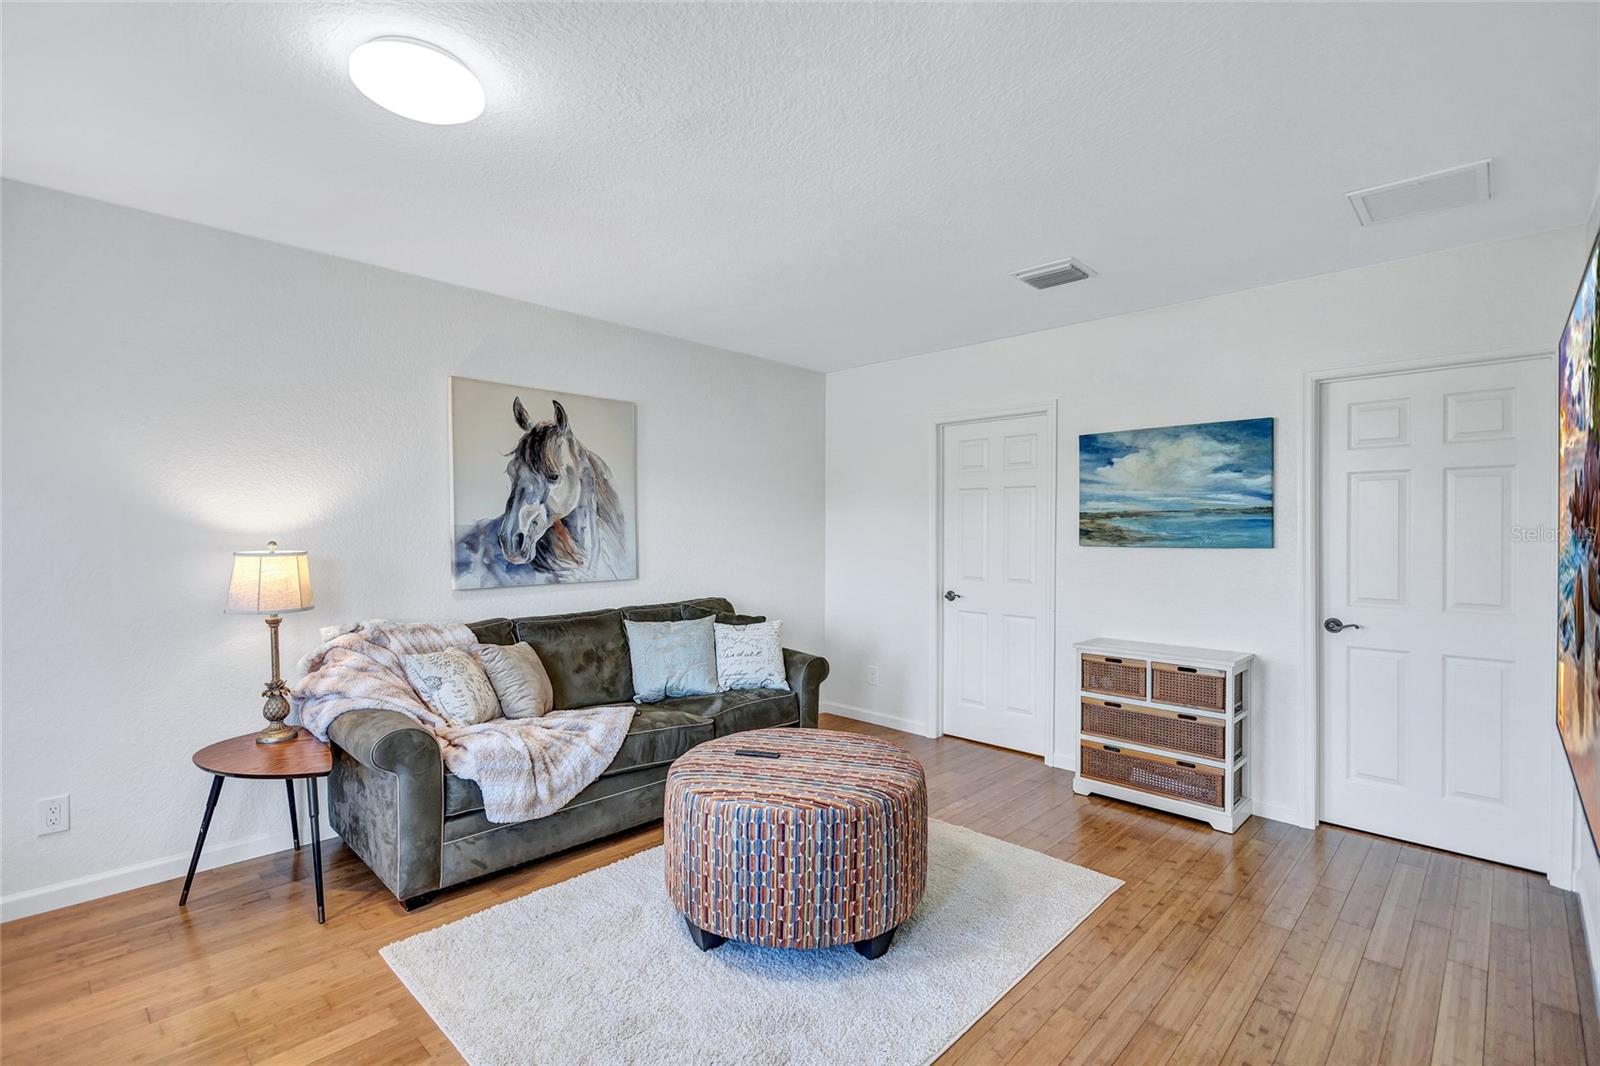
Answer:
xmin=1323 ymin=617 xmax=1362 ymax=633
xmin=944 ymin=590 xmax=962 ymax=601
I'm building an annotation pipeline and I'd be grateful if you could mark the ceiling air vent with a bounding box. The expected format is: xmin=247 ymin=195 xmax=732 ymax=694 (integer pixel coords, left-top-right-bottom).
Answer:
xmin=1347 ymin=159 xmax=1492 ymax=226
xmin=1013 ymin=258 xmax=1095 ymax=290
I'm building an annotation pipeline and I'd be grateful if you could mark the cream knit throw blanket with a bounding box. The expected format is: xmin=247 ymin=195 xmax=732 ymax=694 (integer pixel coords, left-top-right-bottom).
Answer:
xmin=291 ymin=620 xmax=634 ymax=824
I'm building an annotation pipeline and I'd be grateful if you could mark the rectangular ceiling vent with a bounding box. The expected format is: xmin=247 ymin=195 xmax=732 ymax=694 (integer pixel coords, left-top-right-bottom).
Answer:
xmin=1013 ymin=258 xmax=1095 ymax=290
xmin=1347 ymin=159 xmax=1492 ymax=226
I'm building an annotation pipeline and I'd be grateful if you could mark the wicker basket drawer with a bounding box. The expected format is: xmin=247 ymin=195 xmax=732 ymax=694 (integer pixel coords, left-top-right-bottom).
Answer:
xmin=1079 ymin=741 xmax=1225 ymax=808
xmin=1081 ymin=654 xmax=1146 ymax=699
xmin=1151 ymin=661 xmax=1227 ymax=711
xmin=1080 ymin=697 xmax=1226 ymax=760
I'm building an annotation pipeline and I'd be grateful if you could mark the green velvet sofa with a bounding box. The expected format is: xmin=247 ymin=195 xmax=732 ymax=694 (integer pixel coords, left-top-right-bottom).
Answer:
xmin=324 ymin=597 xmax=828 ymax=908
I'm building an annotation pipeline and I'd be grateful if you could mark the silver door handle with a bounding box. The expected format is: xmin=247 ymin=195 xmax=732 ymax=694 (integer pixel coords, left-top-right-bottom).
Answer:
xmin=944 ymin=590 xmax=962 ymax=601
xmin=1323 ymin=617 xmax=1362 ymax=633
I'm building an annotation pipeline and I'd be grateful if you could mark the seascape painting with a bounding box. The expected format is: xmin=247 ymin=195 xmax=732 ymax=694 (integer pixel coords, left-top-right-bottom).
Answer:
xmin=1559 ymin=226 xmax=1600 ymax=855
xmin=1079 ymin=417 xmax=1274 ymax=548
xmin=451 ymin=377 xmax=637 ymax=589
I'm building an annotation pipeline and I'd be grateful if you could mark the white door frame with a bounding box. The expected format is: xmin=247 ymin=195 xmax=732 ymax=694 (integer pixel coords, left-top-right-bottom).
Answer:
xmin=929 ymin=401 xmax=1060 ymax=763
xmin=1297 ymin=345 xmax=1572 ymax=883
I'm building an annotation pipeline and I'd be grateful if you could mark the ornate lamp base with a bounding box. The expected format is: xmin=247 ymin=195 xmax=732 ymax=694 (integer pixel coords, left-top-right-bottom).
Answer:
xmin=255 ymin=616 xmax=296 ymax=745
xmin=257 ymin=684 xmax=295 ymax=745
xmin=256 ymin=719 xmax=298 ymax=745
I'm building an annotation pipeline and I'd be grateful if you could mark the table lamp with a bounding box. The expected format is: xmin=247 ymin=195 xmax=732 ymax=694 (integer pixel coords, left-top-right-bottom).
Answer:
xmin=225 ymin=541 xmax=314 ymax=744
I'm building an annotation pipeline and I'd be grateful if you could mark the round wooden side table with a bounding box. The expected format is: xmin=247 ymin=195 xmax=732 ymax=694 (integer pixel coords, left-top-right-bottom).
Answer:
xmin=181 ymin=728 xmax=333 ymax=923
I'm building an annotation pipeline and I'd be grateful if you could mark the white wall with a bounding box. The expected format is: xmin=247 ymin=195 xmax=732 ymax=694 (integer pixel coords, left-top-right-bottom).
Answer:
xmin=825 ymin=223 xmax=1593 ymax=827
xmin=0 ymin=181 xmax=825 ymax=919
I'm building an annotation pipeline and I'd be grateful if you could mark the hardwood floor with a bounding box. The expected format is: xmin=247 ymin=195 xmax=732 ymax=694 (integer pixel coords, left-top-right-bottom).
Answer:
xmin=3 ymin=714 xmax=1598 ymax=1064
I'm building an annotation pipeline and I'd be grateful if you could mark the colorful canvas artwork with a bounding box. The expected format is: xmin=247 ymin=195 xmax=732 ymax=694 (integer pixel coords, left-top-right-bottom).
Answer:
xmin=1559 ymin=227 xmax=1600 ymax=853
xmin=1079 ymin=418 xmax=1274 ymax=548
xmin=450 ymin=377 xmax=638 ymax=589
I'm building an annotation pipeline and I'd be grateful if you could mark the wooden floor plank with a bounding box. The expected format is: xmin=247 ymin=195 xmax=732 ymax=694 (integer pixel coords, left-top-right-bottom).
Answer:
xmin=0 ymin=714 xmax=1592 ymax=1066
xmin=1485 ymin=918 xmax=1536 ymax=1065
xmin=1564 ymin=894 xmax=1600 ymax=1066
xmin=1378 ymin=918 xmax=1449 ymax=1066
xmin=1530 ymin=882 xmax=1582 ymax=1014
xmin=1325 ymin=958 xmax=1403 ymax=1065
xmin=1431 ymin=960 xmax=1489 ymax=1066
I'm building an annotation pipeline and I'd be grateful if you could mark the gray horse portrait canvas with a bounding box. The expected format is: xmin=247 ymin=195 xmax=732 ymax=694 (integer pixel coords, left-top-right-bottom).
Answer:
xmin=450 ymin=377 xmax=637 ymax=589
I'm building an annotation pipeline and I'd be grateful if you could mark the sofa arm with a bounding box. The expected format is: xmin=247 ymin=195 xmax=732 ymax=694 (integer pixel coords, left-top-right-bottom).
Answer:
xmin=325 ymin=709 xmax=443 ymax=904
xmin=783 ymin=648 xmax=830 ymax=729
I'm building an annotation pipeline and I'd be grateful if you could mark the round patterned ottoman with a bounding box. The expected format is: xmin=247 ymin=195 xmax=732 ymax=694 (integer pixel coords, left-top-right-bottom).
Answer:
xmin=664 ymin=727 xmax=928 ymax=959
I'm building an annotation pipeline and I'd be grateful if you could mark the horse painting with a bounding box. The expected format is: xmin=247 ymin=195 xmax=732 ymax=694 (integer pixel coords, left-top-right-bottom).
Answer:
xmin=453 ymin=393 xmax=633 ymax=588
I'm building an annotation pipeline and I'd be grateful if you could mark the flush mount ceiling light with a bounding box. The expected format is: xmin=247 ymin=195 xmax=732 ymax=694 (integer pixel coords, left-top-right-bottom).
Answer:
xmin=348 ymin=37 xmax=485 ymax=125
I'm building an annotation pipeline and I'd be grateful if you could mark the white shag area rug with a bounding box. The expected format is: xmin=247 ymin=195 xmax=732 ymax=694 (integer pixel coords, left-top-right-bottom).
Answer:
xmin=381 ymin=820 xmax=1121 ymax=1066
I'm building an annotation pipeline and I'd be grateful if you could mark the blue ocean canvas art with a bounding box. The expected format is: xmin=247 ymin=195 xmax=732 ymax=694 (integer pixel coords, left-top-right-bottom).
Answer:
xmin=1079 ymin=418 xmax=1274 ymax=548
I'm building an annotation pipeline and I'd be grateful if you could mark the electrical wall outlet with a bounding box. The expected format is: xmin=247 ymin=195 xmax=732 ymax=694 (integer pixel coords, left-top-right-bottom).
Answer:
xmin=37 ymin=795 xmax=69 ymax=836
xmin=866 ymin=665 xmax=881 ymax=686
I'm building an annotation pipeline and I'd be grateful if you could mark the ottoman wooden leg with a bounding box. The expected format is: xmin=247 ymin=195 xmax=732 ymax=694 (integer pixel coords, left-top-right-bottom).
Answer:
xmin=854 ymin=926 xmax=897 ymax=959
xmin=684 ymin=916 xmax=726 ymax=952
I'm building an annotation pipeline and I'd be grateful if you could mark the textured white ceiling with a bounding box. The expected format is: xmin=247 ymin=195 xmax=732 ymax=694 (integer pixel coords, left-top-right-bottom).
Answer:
xmin=4 ymin=2 xmax=1598 ymax=372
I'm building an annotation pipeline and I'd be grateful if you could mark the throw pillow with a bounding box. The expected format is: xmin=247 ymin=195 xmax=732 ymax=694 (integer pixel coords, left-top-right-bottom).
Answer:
xmin=624 ymin=616 xmax=719 ymax=703
xmin=478 ymin=642 xmax=553 ymax=719
xmin=402 ymin=649 xmax=502 ymax=727
xmin=715 ymin=619 xmax=789 ymax=691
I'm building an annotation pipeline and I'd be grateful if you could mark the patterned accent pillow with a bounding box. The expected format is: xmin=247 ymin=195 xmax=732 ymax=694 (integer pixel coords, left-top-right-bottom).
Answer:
xmin=715 ymin=619 xmax=789 ymax=692
xmin=402 ymin=649 xmax=502 ymax=726
xmin=624 ymin=617 xmax=719 ymax=703
xmin=477 ymin=642 xmax=553 ymax=719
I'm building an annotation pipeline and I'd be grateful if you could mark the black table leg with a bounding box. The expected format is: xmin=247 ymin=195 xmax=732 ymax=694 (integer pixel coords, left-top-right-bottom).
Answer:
xmin=179 ymin=776 xmax=224 ymax=907
xmin=286 ymin=780 xmax=301 ymax=851
xmin=305 ymin=778 xmax=325 ymax=924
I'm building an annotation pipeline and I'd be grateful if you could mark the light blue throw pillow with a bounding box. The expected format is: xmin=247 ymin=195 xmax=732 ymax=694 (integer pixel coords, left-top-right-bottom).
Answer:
xmin=624 ymin=616 xmax=719 ymax=703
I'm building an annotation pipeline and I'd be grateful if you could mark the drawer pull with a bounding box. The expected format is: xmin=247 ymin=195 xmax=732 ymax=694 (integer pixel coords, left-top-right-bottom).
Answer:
xmin=1177 ymin=760 xmax=1197 ymax=769
xmin=1104 ymin=745 xmax=1122 ymax=753
xmin=1105 ymin=657 xmax=1123 ymax=664
xmin=1105 ymin=700 xmax=1122 ymax=709
xmin=1178 ymin=666 xmax=1198 ymax=674
xmin=1178 ymin=713 xmax=1198 ymax=721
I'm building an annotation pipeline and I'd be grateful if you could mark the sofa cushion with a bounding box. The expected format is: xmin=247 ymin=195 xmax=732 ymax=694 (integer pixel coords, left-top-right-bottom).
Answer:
xmin=681 ymin=604 xmax=767 ymax=625
xmin=622 ymin=605 xmax=681 ymax=623
xmin=513 ymin=610 xmax=632 ymax=709
xmin=442 ymin=707 xmax=714 ymax=817
xmin=504 ymin=600 xmax=736 ymax=710
xmin=652 ymin=688 xmax=800 ymax=736
xmin=468 ymin=617 xmax=517 ymax=646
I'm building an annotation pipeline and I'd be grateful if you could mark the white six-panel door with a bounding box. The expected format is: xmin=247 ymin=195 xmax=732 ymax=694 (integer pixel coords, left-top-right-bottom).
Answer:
xmin=940 ymin=413 xmax=1055 ymax=755
xmin=1319 ymin=358 xmax=1554 ymax=870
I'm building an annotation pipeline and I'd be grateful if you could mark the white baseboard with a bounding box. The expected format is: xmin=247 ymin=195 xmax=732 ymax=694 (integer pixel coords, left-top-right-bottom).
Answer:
xmin=1250 ymin=799 xmax=1313 ymax=828
xmin=1 ymin=824 xmax=337 ymax=924
xmin=821 ymin=701 xmax=937 ymax=738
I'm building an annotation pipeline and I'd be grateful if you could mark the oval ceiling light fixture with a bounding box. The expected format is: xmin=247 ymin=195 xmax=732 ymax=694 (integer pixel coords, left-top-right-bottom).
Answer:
xmin=348 ymin=37 xmax=485 ymax=125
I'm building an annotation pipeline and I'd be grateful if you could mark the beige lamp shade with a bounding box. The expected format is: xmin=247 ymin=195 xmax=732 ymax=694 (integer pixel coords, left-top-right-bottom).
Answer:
xmin=225 ymin=542 xmax=313 ymax=615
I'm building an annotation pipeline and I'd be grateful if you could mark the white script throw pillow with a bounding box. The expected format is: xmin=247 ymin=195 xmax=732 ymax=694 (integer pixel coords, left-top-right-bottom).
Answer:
xmin=715 ymin=619 xmax=789 ymax=692
xmin=403 ymin=648 xmax=502 ymax=726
